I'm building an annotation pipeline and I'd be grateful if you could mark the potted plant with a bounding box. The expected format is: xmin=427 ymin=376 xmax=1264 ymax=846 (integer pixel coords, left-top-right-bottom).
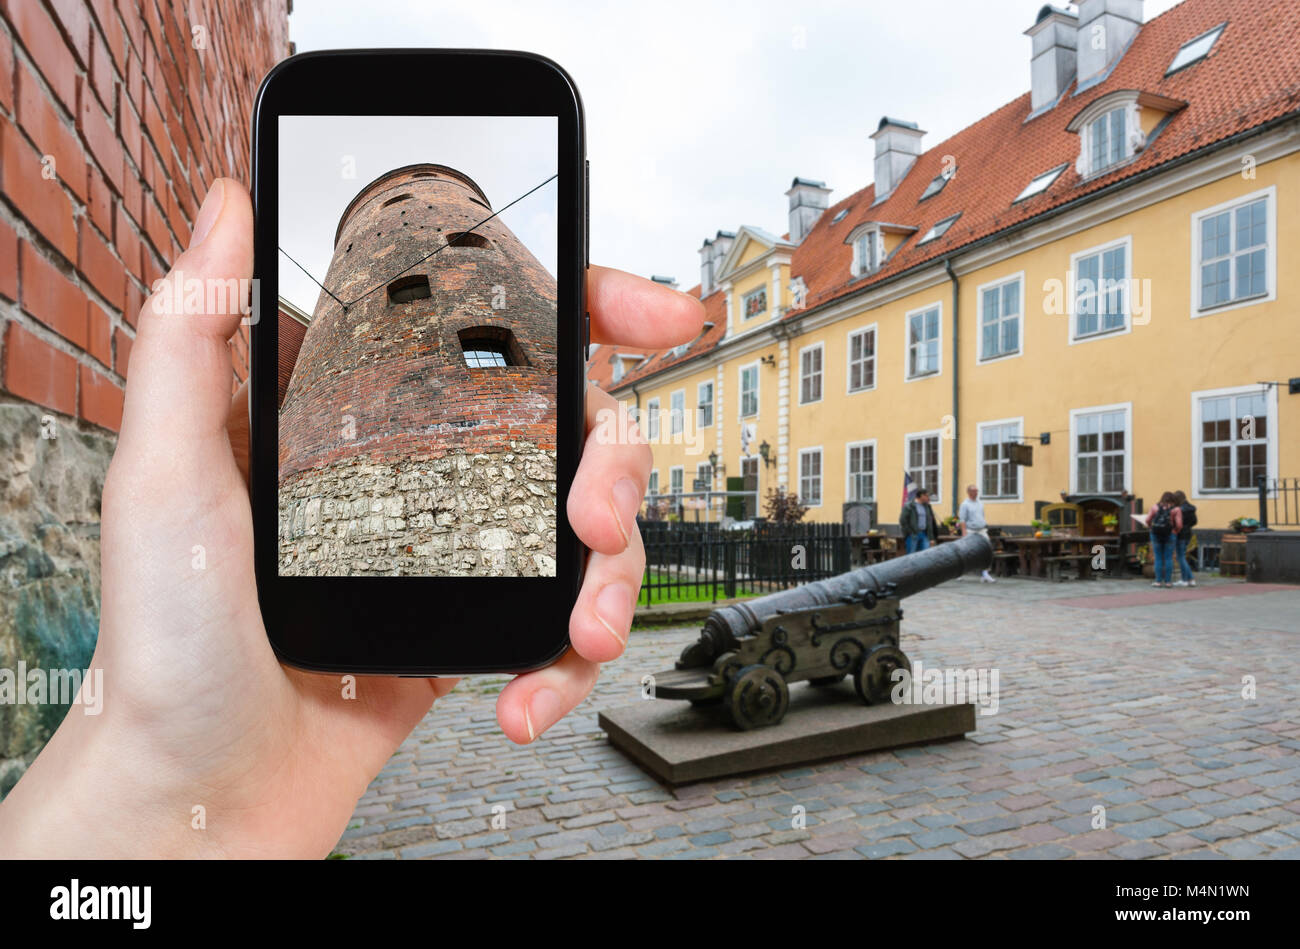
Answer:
xmin=1102 ymin=513 xmax=1118 ymax=534
xmin=1030 ymin=518 xmax=1051 ymax=538
xmin=1229 ymin=516 xmax=1261 ymax=534
xmin=941 ymin=515 xmax=959 ymax=535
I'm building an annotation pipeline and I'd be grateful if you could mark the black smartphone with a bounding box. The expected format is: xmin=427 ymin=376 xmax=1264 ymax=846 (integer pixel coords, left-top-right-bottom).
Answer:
xmin=249 ymin=50 xmax=587 ymax=675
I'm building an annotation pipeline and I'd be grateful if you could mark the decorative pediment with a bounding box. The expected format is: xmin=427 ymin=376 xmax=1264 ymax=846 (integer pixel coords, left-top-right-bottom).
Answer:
xmin=716 ymin=225 xmax=794 ymax=283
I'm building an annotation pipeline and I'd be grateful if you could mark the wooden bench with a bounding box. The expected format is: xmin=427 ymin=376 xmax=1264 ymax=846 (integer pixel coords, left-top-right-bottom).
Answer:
xmin=1041 ymin=553 xmax=1096 ymax=581
xmin=991 ymin=551 xmax=1021 ymax=577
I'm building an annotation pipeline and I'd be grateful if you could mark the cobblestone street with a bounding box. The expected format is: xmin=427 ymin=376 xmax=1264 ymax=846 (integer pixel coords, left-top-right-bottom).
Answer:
xmin=336 ymin=577 xmax=1300 ymax=860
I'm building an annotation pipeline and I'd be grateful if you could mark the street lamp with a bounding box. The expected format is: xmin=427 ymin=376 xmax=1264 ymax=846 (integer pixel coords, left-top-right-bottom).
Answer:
xmin=759 ymin=440 xmax=774 ymax=468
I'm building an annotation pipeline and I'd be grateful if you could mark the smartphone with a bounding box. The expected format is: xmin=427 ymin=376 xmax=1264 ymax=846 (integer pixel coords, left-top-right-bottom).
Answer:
xmin=249 ymin=50 xmax=587 ymax=675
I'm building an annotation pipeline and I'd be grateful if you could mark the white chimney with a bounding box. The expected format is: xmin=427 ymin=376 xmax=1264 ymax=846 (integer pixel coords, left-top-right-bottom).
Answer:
xmin=698 ymin=230 xmax=735 ymax=297
xmin=870 ymin=118 xmax=925 ymax=202
xmin=785 ymin=177 xmax=832 ymax=243
xmin=1025 ymin=5 xmax=1079 ymax=112
xmin=1076 ymin=0 xmax=1144 ymax=89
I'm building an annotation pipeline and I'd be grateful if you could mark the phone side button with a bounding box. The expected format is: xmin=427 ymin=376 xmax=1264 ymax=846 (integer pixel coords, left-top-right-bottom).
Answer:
xmin=584 ymin=311 xmax=591 ymax=362
xmin=584 ymin=159 xmax=590 ymax=270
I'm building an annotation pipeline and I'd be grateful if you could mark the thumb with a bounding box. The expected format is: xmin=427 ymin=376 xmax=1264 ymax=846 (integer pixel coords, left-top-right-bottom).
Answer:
xmin=113 ymin=178 xmax=254 ymax=479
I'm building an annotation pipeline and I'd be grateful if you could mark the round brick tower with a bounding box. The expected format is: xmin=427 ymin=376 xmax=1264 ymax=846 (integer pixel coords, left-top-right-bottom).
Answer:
xmin=278 ymin=163 xmax=558 ymax=577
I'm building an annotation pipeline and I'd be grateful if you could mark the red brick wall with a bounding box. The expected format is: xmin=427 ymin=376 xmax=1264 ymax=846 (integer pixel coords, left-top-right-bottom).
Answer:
xmin=277 ymin=305 xmax=304 ymax=407
xmin=0 ymin=0 xmax=289 ymax=432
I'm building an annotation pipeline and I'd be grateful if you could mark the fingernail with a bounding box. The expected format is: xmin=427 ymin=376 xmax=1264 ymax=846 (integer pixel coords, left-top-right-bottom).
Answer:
xmin=526 ymin=688 xmax=562 ymax=742
xmin=594 ymin=582 xmax=632 ymax=647
xmin=188 ymin=179 xmax=226 ymax=250
xmin=611 ymin=477 xmax=640 ymax=546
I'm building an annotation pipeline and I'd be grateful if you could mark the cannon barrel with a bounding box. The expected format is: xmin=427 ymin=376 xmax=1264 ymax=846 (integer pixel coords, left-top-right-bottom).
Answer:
xmin=681 ymin=532 xmax=993 ymax=667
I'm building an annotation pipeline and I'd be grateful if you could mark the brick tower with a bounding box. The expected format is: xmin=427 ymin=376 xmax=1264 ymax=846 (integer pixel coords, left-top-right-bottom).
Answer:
xmin=278 ymin=164 xmax=558 ymax=576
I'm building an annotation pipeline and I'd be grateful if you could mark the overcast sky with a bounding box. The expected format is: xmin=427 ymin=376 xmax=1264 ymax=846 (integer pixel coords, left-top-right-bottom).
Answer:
xmin=289 ymin=0 xmax=1185 ymax=294
xmin=278 ymin=115 xmax=556 ymax=313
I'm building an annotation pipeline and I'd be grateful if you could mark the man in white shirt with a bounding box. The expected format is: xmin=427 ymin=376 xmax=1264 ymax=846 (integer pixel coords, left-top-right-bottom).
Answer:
xmin=958 ymin=484 xmax=996 ymax=583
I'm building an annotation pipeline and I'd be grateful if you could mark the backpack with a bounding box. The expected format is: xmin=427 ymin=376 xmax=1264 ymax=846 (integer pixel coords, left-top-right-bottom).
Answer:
xmin=1149 ymin=505 xmax=1174 ymax=538
xmin=1181 ymin=503 xmax=1198 ymax=531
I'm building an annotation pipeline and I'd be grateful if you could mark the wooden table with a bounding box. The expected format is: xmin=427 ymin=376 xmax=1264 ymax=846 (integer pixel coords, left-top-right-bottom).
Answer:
xmin=999 ymin=535 xmax=1120 ymax=580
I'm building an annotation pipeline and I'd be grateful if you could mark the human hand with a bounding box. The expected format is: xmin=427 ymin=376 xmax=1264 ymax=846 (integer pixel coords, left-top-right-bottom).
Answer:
xmin=0 ymin=178 xmax=703 ymax=858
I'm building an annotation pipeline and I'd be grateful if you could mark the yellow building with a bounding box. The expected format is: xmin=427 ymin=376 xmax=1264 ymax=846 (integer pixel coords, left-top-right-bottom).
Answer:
xmin=589 ymin=0 xmax=1300 ymax=535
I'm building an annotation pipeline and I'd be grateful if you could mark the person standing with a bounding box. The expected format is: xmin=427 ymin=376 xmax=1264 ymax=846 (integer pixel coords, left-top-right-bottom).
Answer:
xmin=1147 ymin=491 xmax=1184 ymax=588
xmin=900 ymin=488 xmax=939 ymax=554
xmin=1172 ymin=489 xmax=1198 ymax=587
xmin=958 ymin=484 xmax=997 ymax=583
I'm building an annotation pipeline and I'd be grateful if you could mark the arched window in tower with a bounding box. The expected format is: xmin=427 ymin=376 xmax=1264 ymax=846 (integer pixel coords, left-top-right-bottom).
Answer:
xmin=445 ymin=231 xmax=492 ymax=250
xmin=458 ymin=326 xmax=526 ymax=368
xmin=382 ymin=193 xmax=412 ymax=207
xmin=387 ymin=274 xmax=431 ymax=303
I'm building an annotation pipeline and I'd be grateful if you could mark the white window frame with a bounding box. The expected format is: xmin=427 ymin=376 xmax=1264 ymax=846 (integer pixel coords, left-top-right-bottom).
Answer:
xmin=798 ymin=447 xmax=823 ymax=508
xmin=846 ymin=323 xmax=878 ymax=394
xmin=695 ymin=460 xmax=713 ymax=491
xmin=647 ymin=469 xmax=659 ymax=499
xmin=646 ymin=398 xmax=660 ymax=441
xmin=739 ymin=361 xmax=760 ymax=419
xmin=741 ymin=286 xmax=767 ymax=321
xmin=904 ymin=429 xmax=943 ymax=504
xmin=1189 ymin=186 xmax=1277 ymax=318
xmin=669 ymin=465 xmax=684 ymax=498
xmin=1167 ymin=22 xmax=1226 ymax=76
xmin=670 ymin=388 xmax=686 ymax=437
xmin=798 ymin=342 xmax=824 ymax=405
xmin=903 ymin=302 xmax=943 ymax=382
xmin=975 ymin=416 xmax=1024 ymax=503
xmin=1068 ymin=236 xmax=1133 ymax=345
xmin=1086 ymin=106 xmax=1131 ymax=176
xmin=848 ymin=225 xmax=882 ymax=277
xmin=1013 ymin=164 xmax=1067 ymax=203
xmin=919 ymin=214 xmax=959 ymax=245
xmin=697 ymin=380 xmax=714 ymax=428
xmin=846 ymin=439 xmax=877 ymax=503
xmin=975 ymin=271 xmax=1024 ymax=364
xmin=1068 ymin=402 xmax=1133 ymax=496
xmin=1189 ymin=385 xmax=1279 ymax=500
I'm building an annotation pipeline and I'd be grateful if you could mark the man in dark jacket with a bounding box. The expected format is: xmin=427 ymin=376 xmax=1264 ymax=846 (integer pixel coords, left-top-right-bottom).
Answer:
xmin=1172 ymin=489 xmax=1198 ymax=587
xmin=900 ymin=489 xmax=940 ymax=554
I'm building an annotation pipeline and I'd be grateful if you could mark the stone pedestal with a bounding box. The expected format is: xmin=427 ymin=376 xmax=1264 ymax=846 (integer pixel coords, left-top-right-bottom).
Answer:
xmin=599 ymin=682 xmax=976 ymax=785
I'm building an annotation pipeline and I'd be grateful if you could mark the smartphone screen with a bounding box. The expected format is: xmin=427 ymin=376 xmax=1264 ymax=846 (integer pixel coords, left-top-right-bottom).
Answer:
xmin=274 ymin=116 xmax=558 ymax=579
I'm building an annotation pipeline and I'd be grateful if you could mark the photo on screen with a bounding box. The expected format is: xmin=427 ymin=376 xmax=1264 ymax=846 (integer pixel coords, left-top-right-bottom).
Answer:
xmin=276 ymin=115 xmax=558 ymax=578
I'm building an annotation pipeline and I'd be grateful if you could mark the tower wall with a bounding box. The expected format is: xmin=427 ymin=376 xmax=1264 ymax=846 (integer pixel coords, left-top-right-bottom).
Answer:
xmin=278 ymin=164 xmax=558 ymax=576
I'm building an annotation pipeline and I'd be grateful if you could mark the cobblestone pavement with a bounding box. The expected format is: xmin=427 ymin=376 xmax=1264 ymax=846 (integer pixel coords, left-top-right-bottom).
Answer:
xmin=336 ymin=576 xmax=1300 ymax=860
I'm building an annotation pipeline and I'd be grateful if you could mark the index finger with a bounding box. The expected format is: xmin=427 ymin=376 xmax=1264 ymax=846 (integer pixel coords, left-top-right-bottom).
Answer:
xmin=586 ymin=265 xmax=705 ymax=348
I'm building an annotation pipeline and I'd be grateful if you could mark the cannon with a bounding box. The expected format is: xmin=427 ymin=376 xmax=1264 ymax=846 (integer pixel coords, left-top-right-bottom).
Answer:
xmin=651 ymin=532 xmax=993 ymax=730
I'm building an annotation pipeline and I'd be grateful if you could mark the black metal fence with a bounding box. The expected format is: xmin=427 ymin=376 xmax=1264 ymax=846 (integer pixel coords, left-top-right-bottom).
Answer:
xmin=637 ymin=521 xmax=852 ymax=606
xmin=1257 ymin=476 xmax=1300 ymax=528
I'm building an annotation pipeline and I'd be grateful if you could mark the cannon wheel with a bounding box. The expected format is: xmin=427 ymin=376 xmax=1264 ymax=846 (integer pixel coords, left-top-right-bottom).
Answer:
xmin=808 ymin=674 xmax=846 ymax=687
xmin=727 ymin=665 xmax=789 ymax=730
xmin=854 ymin=644 xmax=910 ymax=705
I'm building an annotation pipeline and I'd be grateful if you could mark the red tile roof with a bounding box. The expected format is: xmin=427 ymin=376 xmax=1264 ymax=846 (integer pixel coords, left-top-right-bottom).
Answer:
xmin=592 ymin=0 xmax=1300 ymax=392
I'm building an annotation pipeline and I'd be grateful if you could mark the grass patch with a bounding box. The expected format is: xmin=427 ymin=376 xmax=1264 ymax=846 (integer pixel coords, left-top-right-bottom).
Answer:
xmin=637 ymin=570 xmax=764 ymax=606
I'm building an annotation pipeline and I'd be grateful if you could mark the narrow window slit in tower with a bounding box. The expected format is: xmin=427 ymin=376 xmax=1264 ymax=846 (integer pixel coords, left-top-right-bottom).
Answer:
xmin=387 ymin=274 xmax=431 ymax=304
xmin=382 ymin=193 xmax=412 ymax=207
xmin=458 ymin=326 xmax=525 ymax=368
xmin=445 ymin=232 xmax=492 ymax=250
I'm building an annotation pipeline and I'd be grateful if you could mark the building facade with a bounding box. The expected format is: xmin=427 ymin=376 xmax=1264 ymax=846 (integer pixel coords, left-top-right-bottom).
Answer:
xmin=590 ymin=0 xmax=1300 ymax=533
xmin=278 ymin=163 xmax=558 ymax=577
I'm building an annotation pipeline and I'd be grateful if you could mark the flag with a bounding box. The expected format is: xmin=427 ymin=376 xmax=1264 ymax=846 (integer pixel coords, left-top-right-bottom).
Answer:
xmin=901 ymin=470 xmax=916 ymax=507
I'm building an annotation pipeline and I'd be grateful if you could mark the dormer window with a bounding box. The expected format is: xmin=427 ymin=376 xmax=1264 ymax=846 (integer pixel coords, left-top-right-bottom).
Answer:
xmin=1167 ymin=23 xmax=1225 ymax=76
xmin=1068 ymin=93 xmax=1151 ymax=179
xmin=848 ymin=225 xmax=883 ymax=277
xmin=1088 ymin=107 xmax=1128 ymax=175
xmin=742 ymin=287 xmax=767 ymax=319
xmin=919 ymin=214 xmax=960 ymax=245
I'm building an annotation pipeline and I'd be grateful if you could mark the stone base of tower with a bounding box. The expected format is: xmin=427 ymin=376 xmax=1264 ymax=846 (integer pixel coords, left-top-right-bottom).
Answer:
xmin=278 ymin=443 xmax=557 ymax=577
